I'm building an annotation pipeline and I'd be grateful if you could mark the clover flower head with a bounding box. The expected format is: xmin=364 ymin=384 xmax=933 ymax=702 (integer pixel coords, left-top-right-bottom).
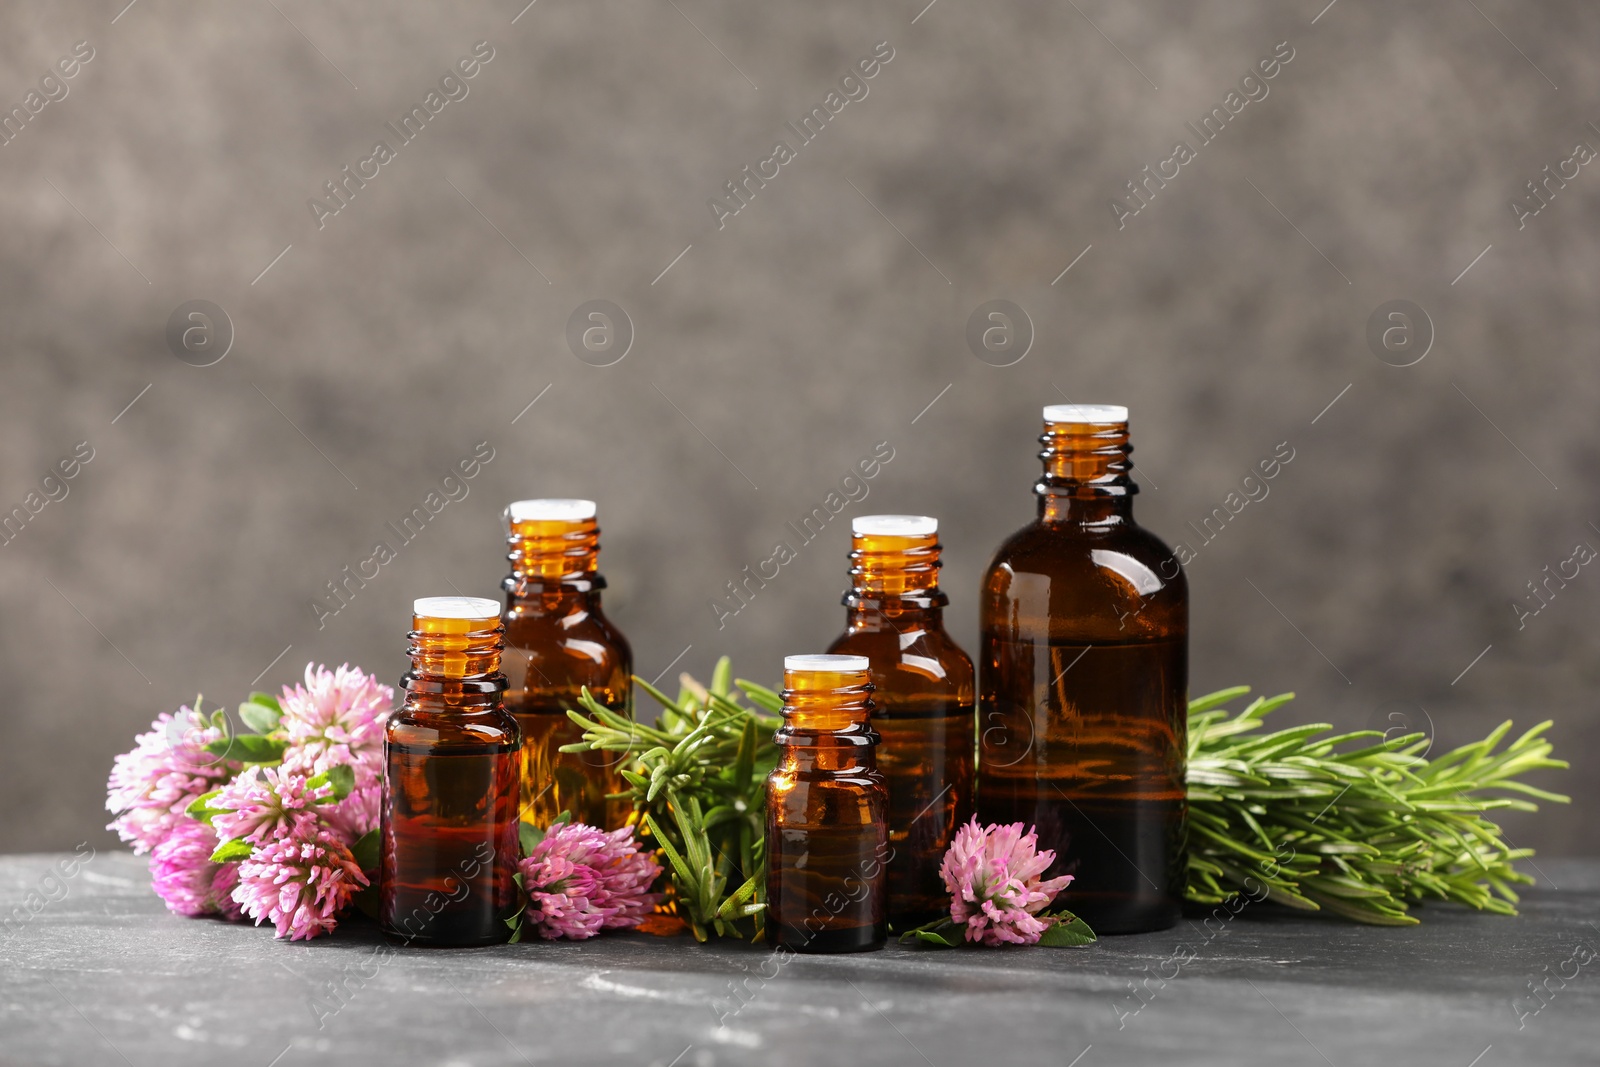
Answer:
xmin=106 ymin=704 xmax=238 ymax=854
xmin=230 ymin=824 xmax=368 ymax=941
xmin=278 ymin=663 xmax=392 ymax=790
xmin=939 ymin=818 xmax=1074 ymax=946
xmin=210 ymin=765 xmax=324 ymax=847
xmin=517 ymin=822 xmax=662 ymax=940
xmin=148 ymin=817 xmax=243 ymax=920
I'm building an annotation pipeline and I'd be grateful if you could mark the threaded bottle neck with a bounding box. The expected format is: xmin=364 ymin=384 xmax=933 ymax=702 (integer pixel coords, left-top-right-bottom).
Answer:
xmin=1037 ymin=416 xmax=1136 ymax=494
xmin=1035 ymin=411 xmax=1139 ymax=525
xmin=849 ymin=530 xmax=941 ymax=598
xmin=776 ymin=659 xmax=878 ymax=766
xmin=506 ymin=515 xmax=600 ymax=580
xmin=403 ymin=598 xmax=506 ymax=696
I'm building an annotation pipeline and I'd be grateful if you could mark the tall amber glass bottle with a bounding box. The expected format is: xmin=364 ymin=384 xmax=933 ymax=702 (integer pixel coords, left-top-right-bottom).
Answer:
xmin=765 ymin=655 xmax=889 ymax=953
xmin=976 ymin=405 xmax=1188 ymax=933
xmin=381 ymin=597 xmax=521 ymax=946
xmin=826 ymin=515 xmax=973 ymax=926
xmin=501 ymin=499 xmax=632 ymax=830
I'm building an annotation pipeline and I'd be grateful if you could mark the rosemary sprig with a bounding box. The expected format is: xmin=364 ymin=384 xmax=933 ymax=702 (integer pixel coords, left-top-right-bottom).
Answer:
xmin=1187 ymin=687 xmax=1569 ymax=924
xmin=567 ymin=657 xmax=780 ymax=942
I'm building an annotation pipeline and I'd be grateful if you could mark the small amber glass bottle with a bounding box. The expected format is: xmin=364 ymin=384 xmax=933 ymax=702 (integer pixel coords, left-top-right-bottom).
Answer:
xmin=381 ymin=596 xmax=521 ymax=947
xmin=826 ymin=515 xmax=974 ymax=926
xmin=765 ymin=655 xmax=889 ymax=953
xmin=976 ymin=405 xmax=1188 ymax=934
xmin=501 ymin=499 xmax=633 ymax=830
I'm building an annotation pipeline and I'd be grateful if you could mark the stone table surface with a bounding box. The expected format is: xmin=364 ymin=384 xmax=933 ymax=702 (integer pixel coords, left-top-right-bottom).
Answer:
xmin=3 ymin=853 xmax=1598 ymax=1067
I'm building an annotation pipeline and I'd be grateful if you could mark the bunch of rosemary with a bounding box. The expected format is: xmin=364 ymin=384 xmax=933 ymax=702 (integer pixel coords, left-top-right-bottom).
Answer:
xmin=569 ymin=658 xmax=781 ymax=941
xmin=1186 ymin=687 xmax=1568 ymax=924
xmin=567 ymin=662 xmax=1568 ymax=936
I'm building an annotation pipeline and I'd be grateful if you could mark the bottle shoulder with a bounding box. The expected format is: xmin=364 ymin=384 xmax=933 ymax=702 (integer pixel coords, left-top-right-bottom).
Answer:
xmin=982 ymin=518 xmax=1187 ymax=639
xmin=827 ymin=624 xmax=975 ymax=698
xmin=503 ymin=606 xmax=632 ymax=680
xmin=986 ymin=519 xmax=1186 ymax=590
xmin=386 ymin=706 xmax=520 ymax=749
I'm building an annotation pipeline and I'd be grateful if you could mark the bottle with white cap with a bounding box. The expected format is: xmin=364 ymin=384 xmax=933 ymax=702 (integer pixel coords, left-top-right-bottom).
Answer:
xmin=381 ymin=597 xmax=521 ymax=946
xmin=764 ymin=654 xmax=888 ymax=953
xmin=825 ymin=514 xmax=974 ymax=926
xmin=500 ymin=499 xmax=633 ymax=830
xmin=976 ymin=404 xmax=1188 ymax=933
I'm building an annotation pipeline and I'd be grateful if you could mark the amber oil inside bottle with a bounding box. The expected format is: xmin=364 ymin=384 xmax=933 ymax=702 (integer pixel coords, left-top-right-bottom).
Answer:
xmin=765 ymin=655 xmax=889 ymax=953
xmin=501 ymin=499 xmax=633 ymax=830
xmin=976 ymin=405 xmax=1188 ymax=934
xmin=381 ymin=597 xmax=521 ymax=947
xmin=826 ymin=515 xmax=974 ymax=926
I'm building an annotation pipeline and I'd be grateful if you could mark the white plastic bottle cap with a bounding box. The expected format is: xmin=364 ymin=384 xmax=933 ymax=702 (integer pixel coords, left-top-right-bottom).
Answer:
xmin=784 ymin=654 xmax=871 ymax=673
xmin=413 ymin=596 xmax=501 ymax=619
xmin=1043 ymin=404 xmax=1128 ymax=424
xmin=852 ymin=515 xmax=938 ymax=537
xmin=505 ymin=499 xmax=597 ymax=522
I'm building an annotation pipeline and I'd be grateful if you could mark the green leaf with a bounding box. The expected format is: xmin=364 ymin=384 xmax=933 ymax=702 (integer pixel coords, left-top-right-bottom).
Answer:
xmin=519 ymin=822 xmax=544 ymax=856
xmin=911 ymin=928 xmax=961 ymax=948
xmin=204 ymin=734 xmax=287 ymax=763
xmin=350 ymin=829 xmax=380 ymax=872
xmin=550 ymin=810 xmax=573 ymax=828
xmin=238 ymin=694 xmax=282 ymax=735
xmin=734 ymin=718 xmax=756 ymax=791
xmin=715 ymin=871 xmax=763 ymax=920
xmin=210 ymin=838 xmax=254 ymax=863
xmin=184 ymin=789 xmax=227 ymax=826
xmin=1038 ymin=914 xmax=1097 ymax=947
xmin=897 ymin=918 xmax=962 ymax=947
xmin=735 ymin=679 xmax=783 ymax=713
xmin=306 ymin=764 xmax=356 ymax=802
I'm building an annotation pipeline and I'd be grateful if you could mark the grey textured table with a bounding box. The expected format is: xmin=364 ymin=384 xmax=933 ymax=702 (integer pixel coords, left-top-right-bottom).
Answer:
xmin=3 ymin=853 xmax=1597 ymax=1067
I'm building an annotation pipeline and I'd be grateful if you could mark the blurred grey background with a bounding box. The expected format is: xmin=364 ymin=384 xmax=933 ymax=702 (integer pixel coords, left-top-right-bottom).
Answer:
xmin=2 ymin=0 xmax=1594 ymax=858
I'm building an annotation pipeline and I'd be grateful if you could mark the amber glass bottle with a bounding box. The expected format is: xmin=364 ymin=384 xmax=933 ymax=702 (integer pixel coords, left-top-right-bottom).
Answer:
xmin=381 ymin=597 xmax=521 ymax=947
xmin=976 ymin=405 xmax=1188 ymax=934
xmin=826 ymin=515 xmax=974 ymax=926
xmin=501 ymin=499 xmax=633 ymax=830
xmin=765 ymin=655 xmax=889 ymax=953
